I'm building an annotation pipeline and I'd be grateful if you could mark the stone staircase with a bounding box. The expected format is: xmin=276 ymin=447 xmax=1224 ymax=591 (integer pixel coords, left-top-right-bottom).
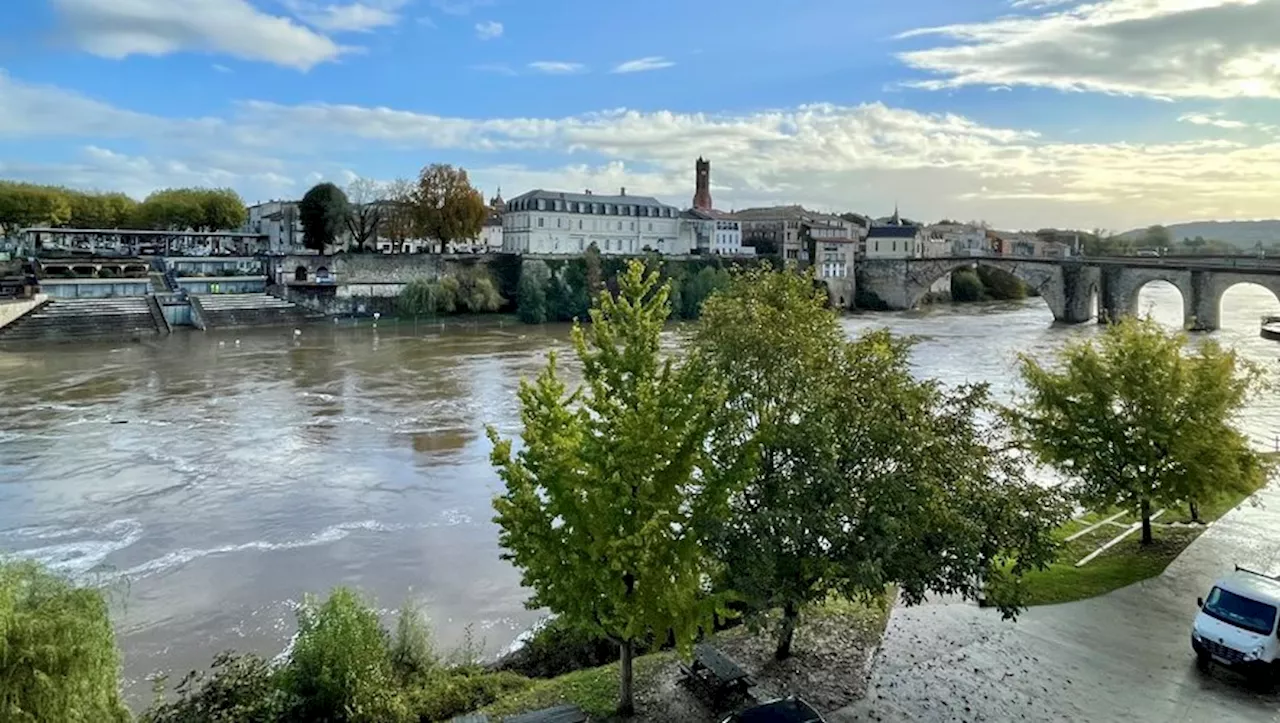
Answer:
xmin=193 ymin=293 xmax=317 ymax=329
xmin=0 ymin=297 xmax=165 ymax=344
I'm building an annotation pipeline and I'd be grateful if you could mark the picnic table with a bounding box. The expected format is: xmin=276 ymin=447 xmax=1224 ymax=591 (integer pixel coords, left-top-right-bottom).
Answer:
xmin=681 ymin=643 xmax=755 ymax=707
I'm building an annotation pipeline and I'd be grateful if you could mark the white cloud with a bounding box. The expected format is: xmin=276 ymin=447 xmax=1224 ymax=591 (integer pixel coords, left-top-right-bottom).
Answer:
xmin=474 ymin=20 xmax=503 ymax=40
xmin=612 ymin=56 xmax=676 ymax=74
xmin=8 ymin=72 xmax=1280 ymax=229
xmin=528 ymin=61 xmax=586 ymax=75
xmin=1178 ymin=112 xmax=1248 ymax=129
xmin=898 ymin=0 xmax=1280 ymax=99
xmin=287 ymin=0 xmax=410 ymax=33
xmin=51 ymin=0 xmax=348 ymax=70
xmin=431 ymin=0 xmax=492 ymax=15
xmin=212 ymin=64 xmax=232 ymax=73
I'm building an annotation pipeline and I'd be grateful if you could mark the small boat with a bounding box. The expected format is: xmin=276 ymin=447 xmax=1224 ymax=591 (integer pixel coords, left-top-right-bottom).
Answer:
xmin=1262 ymin=316 xmax=1280 ymax=342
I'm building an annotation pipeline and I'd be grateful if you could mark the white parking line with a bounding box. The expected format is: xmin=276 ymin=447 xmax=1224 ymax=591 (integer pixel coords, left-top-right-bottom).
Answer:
xmin=1075 ymin=509 xmax=1166 ymax=567
xmin=1065 ymin=510 xmax=1128 ymax=542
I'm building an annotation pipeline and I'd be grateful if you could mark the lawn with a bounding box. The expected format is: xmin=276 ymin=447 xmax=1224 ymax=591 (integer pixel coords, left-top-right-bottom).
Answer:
xmin=1014 ymin=470 xmax=1271 ymax=606
xmin=482 ymin=651 xmax=675 ymax=720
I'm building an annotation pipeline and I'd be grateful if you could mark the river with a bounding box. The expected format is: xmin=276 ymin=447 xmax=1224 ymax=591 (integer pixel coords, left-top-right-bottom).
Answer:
xmin=1 ymin=282 xmax=1277 ymax=703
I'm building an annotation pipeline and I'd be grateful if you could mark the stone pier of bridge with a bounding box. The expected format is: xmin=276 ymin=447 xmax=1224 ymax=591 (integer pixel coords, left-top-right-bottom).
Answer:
xmin=857 ymin=257 xmax=1280 ymax=331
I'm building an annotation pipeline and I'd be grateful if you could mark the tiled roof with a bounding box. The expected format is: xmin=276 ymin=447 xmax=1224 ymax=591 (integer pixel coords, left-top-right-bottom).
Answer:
xmin=509 ymin=189 xmax=673 ymax=209
xmin=867 ymin=226 xmax=920 ymax=239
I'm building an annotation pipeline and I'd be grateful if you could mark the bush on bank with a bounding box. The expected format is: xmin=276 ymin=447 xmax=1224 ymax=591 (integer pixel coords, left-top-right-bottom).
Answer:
xmin=0 ymin=560 xmax=131 ymax=723
xmin=397 ymin=266 xmax=504 ymax=318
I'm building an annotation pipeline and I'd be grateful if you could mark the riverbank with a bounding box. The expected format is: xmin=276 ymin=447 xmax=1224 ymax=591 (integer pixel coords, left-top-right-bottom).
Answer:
xmin=482 ymin=596 xmax=891 ymax=722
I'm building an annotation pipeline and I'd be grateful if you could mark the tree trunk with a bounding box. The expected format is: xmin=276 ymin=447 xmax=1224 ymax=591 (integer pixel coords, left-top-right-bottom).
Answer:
xmin=1189 ymin=499 xmax=1201 ymax=524
xmin=618 ymin=638 xmax=635 ymax=716
xmin=1140 ymin=497 xmax=1153 ymax=545
xmin=775 ymin=602 xmax=799 ymax=661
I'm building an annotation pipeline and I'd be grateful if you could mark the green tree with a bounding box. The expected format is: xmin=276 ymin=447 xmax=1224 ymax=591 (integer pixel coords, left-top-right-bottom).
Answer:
xmin=200 ymin=188 xmax=247 ymax=231
xmin=280 ymin=587 xmax=411 ymax=723
xmin=951 ymin=268 xmax=986 ymax=302
xmin=0 ymin=182 xmax=72 ymax=235
xmin=977 ymin=266 xmax=1026 ymax=300
xmin=0 ymin=561 xmax=130 ymax=723
xmin=693 ymin=268 xmax=1066 ymax=659
xmin=488 ymin=261 xmax=731 ymax=715
xmin=517 ymin=264 xmax=549 ymax=324
xmin=299 ymin=183 xmax=351 ymax=253
xmin=1010 ymin=316 xmax=1268 ymax=544
xmin=410 ymin=164 xmax=487 ymax=250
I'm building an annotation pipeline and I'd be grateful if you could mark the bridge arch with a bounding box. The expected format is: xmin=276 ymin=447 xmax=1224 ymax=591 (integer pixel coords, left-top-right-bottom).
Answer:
xmin=904 ymin=258 xmax=1071 ymax=321
xmin=1198 ymin=275 xmax=1280 ymax=332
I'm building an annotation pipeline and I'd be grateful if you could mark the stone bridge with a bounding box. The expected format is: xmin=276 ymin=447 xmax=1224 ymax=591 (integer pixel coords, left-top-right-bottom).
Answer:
xmin=858 ymin=256 xmax=1280 ymax=330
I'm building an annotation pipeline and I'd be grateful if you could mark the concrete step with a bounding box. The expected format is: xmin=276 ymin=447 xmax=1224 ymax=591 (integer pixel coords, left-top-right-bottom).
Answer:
xmin=193 ymin=294 xmax=319 ymax=329
xmin=0 ymin=298 xmax=162 ymax=343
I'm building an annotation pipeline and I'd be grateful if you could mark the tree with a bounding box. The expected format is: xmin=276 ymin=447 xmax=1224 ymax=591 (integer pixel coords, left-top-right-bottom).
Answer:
xmin=200 ymin=188 xmax=247 ymax=231
xmin=489 ymin=261 xmax=731 ymax=715
xmin=692 ymin=268 xmax=1066 ymax=659
xmin=0 ymin=182 xmax=72 ymax=236
xmin=346 ymin=177 xmax=385 ymax=252
xmin=383 ymin=178 xmax=416 ymax=253
xmin=411 ymin=164 xmax=487 ymax=251
xmin=0 ymin=561 xmax=131 ymax=723
xmin=1010 ymin=316 xmax=1269 ymax=544
xmin=517 ymin=263 xmax=549 ymax=324
xmin=951 ymin=268 xmax=985 ymax=302
xmin=299 ymin=183 xmax=350 ymax=253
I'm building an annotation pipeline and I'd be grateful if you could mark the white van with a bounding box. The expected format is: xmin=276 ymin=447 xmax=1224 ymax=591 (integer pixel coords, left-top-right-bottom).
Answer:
xmin=1191 ymin=566 xmax=1280 ymax=674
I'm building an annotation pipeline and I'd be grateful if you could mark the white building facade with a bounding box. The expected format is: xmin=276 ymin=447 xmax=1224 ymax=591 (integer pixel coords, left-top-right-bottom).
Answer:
xmin=245 ymin=201 xmax=304 ymax=253
xmin=503 ymin=190 xmax=685 ymax=255
xmin=865 ymin=225 xmax=927 ymax=259
xmin=927 ymin=223 xmax=989 ymax=256
xmin=681 ymin=209 xmax=747 ymax=256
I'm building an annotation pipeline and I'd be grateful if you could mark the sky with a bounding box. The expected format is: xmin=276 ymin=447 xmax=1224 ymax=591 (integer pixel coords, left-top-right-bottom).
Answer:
xmin=2 ymin=0 xmax=1280 ymax=231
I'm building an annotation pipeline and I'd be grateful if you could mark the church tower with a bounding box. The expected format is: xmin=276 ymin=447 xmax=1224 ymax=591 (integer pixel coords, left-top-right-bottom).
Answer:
xmin=692 ymin=157 xmax=713 ymax=211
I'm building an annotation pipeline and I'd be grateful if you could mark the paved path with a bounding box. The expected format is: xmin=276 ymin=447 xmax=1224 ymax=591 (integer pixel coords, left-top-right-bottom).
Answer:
xmin=831 ymin=482 xmax=1280 ymax=723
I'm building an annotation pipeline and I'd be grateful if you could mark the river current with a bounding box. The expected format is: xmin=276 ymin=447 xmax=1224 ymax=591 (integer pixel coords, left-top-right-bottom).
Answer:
xmin=1 ymin=283 xmax=1277 ymax=701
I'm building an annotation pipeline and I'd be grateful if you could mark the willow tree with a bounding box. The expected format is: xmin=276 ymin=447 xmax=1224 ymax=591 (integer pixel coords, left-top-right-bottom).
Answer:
xmin=489 ymin=261 xmax=731 ymax=715
xmin=1010 ymin=316 xmax=1268 ymax=544
xmin=692 ymin=268 xmax=1066 ymax=659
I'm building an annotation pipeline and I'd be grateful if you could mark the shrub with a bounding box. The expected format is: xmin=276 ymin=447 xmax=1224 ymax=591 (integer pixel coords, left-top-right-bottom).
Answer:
xmin=495 ymin=617 xmax=657 ymax=680
xmin=517 ymin=266 xmax=548 ymax=324
xmin=0 ymin=561 xmax=130 ymax=723
xmin=407 ymin=671 xmax=530 ymax=722
xmin=977 ymin=266 xmax=1027 ymax=300
xmin=454 ymin=267 xmax=503 ymax=313
xmin=390 ymin=601 xmax=438 ymax=685
xmin=279 ymin=587 xmax=411 ymax=723
xmin=139 ymin=652 xmax=283 ymax=723
xmin=436 ymin=277 xmax=461 ymax=314
xmin=950 ymin=268 xmax=986 ymax=302
xmin=398 ymin=280 xmax=437 ymax=318
xmin=97 ymin=267 xmax=119 ymax=279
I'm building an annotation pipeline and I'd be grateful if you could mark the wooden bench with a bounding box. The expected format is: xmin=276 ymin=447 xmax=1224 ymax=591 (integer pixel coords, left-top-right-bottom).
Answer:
xmin=680 ymin=643 xmax=755 ymax=708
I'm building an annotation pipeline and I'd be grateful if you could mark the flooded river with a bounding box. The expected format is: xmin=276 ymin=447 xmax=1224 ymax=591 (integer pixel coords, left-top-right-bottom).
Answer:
xmin=1 ymin=282 xmax=1277 ymax=701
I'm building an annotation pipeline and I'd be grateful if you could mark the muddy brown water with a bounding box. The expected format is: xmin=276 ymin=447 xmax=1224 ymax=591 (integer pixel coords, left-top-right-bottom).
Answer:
xmin=1 ymin=283 xmax=1277 ymax=705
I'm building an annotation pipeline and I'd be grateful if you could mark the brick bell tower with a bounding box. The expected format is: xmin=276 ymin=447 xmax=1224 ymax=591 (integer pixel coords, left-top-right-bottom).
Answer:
xmin=692 ymin=157 xmax=713 ymax=211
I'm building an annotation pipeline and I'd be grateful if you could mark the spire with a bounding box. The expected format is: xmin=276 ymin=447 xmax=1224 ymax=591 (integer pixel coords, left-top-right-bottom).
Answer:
xmin=891 ymin=202 xmax=901 ymax=226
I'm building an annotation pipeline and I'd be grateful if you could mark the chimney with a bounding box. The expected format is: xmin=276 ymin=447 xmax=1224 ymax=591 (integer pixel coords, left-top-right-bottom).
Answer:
xmin=620 ymin=187 xmax=627 ymax=196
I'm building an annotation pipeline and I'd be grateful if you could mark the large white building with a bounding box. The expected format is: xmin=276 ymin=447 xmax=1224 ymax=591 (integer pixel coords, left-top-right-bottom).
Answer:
xmin=502 ymin=189 xmax=685 ymax=255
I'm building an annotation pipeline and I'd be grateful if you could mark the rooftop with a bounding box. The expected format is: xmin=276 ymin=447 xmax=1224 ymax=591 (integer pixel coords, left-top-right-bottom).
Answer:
xmin=508 ymin=188 xmax=674 ymax=209
xmin=867 ymin=225 xmax=920 ymax=239
xmin=1220 ymin=568 xmax=1280 ymax=604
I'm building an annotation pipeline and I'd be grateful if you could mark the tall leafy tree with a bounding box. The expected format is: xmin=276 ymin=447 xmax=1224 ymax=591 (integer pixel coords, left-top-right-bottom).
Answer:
xmin=1011 ymin=316 xmax=1269 ymax=544
xmin=0 ymin=182 xmax=71 ymax=235
xmin=411 ymin=164 xmax=487 ymax=251
xmin=382 ymin=178 xmax=416 ymax=253
xmin=693 ymin=268 xmax=1066 ymax=659
xmin=489 ymin=261 xmax=732 ymax=715
xmin=299 ymin=183 xmax=351 ymax=253
xmin=200 ymin=188 xmax=247 ymax=231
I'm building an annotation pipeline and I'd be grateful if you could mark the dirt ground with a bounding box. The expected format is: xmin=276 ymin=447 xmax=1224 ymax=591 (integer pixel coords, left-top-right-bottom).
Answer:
xmin=618 ymin=598 xmax=891 ymax=723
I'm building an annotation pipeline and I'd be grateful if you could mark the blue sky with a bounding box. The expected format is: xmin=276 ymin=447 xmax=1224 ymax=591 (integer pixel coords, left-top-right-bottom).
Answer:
xmin=2 ymin=0 xmax=1280 ymax=231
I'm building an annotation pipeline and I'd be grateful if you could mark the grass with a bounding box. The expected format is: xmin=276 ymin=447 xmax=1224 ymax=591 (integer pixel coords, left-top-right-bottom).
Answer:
xmin=482 ymin=651 xmax=675 ymax=720
xmin=1016 ymin=471 xmax=1271 ymax=606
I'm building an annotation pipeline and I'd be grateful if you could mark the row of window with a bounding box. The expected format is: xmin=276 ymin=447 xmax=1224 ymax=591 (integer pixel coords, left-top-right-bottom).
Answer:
xmin=821 ymin=262 xmax=849 ymax=278
xmin=510 ymin=197 xmax=678 ymax=218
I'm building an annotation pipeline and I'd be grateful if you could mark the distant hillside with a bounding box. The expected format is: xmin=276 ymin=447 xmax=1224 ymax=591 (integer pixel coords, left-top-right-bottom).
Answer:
xmin=1119 ymin=220 xmax=1280 ymax=249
